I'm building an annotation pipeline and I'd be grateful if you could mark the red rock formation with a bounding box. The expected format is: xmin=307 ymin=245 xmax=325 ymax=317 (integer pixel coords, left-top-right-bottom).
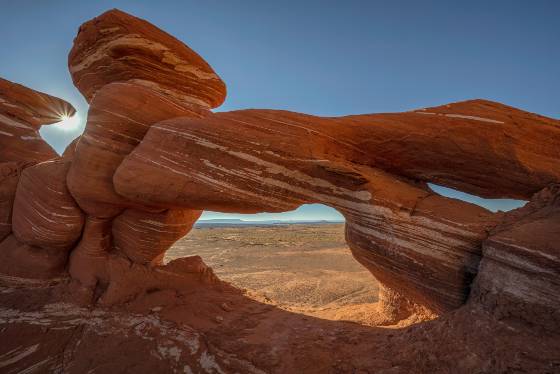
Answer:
xmin=12 ymin=159 xmax=84 ymax=251
xmin=472 ymin=184 xmax=560 ymax=331
xmin=0 ymin=234 xmax=67 ymax=279
xmin=66 ymin=82 xmax=209 ymax=217
xmin=113 ymin=103 xmax=559 ymax=312
xmin=61 ymin=136 xmax=81 ymax=159
xmin=112 ymin=208 xmax=202 ymax=265
xmin=68 ymin=9 xmax=226 ymax=109
xmin=0 ymin=77 xmax=75 ymax=164
xmin=1 ymin=8 xmax=558 ymax=373
xmin=0 ymin=162 xmax=20 ymax=242
xmin=0 ymin=79 xmax=77 ymax=282
xmin=115 ymin=103 xmax=560 ymax=204
xmin=68 ymin=216 xmax=112 ymax=290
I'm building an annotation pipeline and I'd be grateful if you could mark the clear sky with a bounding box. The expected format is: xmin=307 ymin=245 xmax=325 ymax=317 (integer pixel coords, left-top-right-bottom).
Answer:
xmin=1 ymin=1 xmax=558 ymax=220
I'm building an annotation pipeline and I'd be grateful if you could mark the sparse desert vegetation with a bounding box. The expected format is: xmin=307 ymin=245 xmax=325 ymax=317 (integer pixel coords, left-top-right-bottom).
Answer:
xmin=166 ymin=224 xmax=380 ymax=324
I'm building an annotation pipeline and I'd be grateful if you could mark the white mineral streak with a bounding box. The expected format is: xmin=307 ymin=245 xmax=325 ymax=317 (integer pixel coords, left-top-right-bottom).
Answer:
xmin=484 ymin=245 xmax=555 ymax=275
xmin=490 ymin=238 xmax=559 ymax=261
xmin=20 ymin=135 xmax=41 ymax=140
xmin=0 ymin=113 xmax=33 ymax=130
xmin=138 ymin=125 xmax=482 ymax=266
xmin=480 ymin=250 xmax=559 ymax=306
xmin=70 ymin=34 xmax=216 ymax=81
xmin=444 ymin=114 xmax=504 ymax=124
xmin=0 ymin=302 xmax=265 ymax=373
xmin=414 ymin=111 xmax=504 ymax=124
xmin=127 ymin=79 xmax=211 ymax=109
xmin=0 ymin=344 xmax=39 ymax=368
xmin=199 ymin=351 xmax=225 ymax=374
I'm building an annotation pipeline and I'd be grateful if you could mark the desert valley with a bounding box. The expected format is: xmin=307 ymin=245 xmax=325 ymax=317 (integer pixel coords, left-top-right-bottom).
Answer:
xmin=167 ymin=223 xmax=384 ymax=325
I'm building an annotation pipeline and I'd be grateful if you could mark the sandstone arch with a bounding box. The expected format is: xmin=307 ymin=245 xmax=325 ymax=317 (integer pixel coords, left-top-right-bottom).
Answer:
xmin=0 ymin=9 xmax=558 ymax=337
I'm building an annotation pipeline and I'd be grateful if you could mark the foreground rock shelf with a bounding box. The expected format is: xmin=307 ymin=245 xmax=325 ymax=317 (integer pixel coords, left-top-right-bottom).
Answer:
xmin=0 ymin=8 xmax=559 ymax=373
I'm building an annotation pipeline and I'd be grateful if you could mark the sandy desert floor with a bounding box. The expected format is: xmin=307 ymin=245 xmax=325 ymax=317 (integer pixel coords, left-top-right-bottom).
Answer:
xmin=165 ymin=224 xmax=381 ymax=324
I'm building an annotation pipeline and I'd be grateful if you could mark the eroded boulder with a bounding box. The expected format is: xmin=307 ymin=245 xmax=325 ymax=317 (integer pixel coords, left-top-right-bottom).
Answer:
xmin=66 ymin=82 xmax=210 ymax=217
xmin=68 ymin=9 xmax=226 ymax=108
xmin=0 ymin=234 xmax=67 ymax=280
xmin=112 ymin=208 xmax=202 ymax=265
xmin=12 ymin=159 xmax=84 ymax=252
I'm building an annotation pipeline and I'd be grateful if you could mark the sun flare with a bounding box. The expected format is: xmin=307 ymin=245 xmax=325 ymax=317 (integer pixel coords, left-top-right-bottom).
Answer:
xmin=57 ymin=113 xmax=81 ymax=131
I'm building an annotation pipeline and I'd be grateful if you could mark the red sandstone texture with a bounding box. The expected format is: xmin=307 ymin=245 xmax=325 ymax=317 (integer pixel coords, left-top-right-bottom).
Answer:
xmin=12 ymin=160 xmax=84 ymax=252
xmin=68 ymin=8 xmax=226 ymax=108
xmin=0 ymin=8 xmax=559 ymax=373
xmin=0 ymin=77 xmax=75 ymax=165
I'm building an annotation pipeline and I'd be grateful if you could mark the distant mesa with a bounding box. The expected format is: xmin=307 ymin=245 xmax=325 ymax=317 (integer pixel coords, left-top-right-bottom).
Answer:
xmin=194 ymin=218 xmax=345 ymax=227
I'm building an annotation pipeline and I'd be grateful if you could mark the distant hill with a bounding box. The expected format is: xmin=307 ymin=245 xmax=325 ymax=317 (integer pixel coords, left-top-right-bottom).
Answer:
xmin=194 ymin=219 xmax=344 ymax=227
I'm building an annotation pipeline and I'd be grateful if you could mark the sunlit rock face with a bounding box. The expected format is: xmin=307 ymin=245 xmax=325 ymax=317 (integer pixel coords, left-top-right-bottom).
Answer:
xmin=64 ymin=9 xmax=215 ymax=302
xmin=113 ymin=102 xmax=559 ymax=312
xmin=66 ymin=82 xmax=209 ymax=217
xmin=0 ymin=77 xmax=75 ymax=164
xmin=0 ymin=11 xmax=559 ymax=372
xmin=68 ymin=8 xmax=226 ymax=109
xmin=114 ymin=101 xmax=560 ymax=203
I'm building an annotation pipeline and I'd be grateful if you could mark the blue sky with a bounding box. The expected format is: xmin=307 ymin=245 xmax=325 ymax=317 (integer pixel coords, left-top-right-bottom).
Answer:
xmin=1 ymin=1 xmax=557 ymax=220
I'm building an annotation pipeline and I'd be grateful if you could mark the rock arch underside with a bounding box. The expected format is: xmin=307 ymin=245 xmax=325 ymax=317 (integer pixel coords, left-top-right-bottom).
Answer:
xmin=0 ymin=9 xmax=559 ymax=374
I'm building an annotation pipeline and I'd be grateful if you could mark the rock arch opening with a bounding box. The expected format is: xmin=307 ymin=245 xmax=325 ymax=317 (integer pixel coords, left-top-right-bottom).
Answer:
xmin=428 ymin=183 xmax=528 ymax=212
xmin=1 ymin=9 xmax=559 ymax=372
xmin=165 ymin=204 xmax=391 ymax=326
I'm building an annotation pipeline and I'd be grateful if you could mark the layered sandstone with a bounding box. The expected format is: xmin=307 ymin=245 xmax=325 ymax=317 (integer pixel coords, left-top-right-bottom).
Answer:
xmin=112 ymin=208 xmax=202 ymax=265
xmin=0 ymin=78 xmax=77 ymax=281
xmin=0 ymin=77 xmax=75 ymax=164
xmin=66 ymin=82 xmax=209 ymax=217
xmin=68 ymin=9 xmax=226 ymax=108
xmin=0 ymin=8 xmax=558 ymax=373
xmin=113 ymin=103 xmax=559 ymax=312
xmin=472 ymin=184 xmax=560 ymax=331
xmin=12 ymin=159 xmax=84 ymax=251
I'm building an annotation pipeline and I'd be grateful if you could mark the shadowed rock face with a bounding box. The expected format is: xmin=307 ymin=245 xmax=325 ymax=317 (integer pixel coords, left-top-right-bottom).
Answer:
xmin=112 ymin=208 xmax=202 ymax=265
xmin=0 ymin=162 xmax=20 ymax=242
xmin=472 ymin=185 xmax=560 ymax=331
xmin=1 ymin=8 xmax=559 ymax=373
xmin=0 ymin=79 xmax=76 ymax=280
xmin=12 ymin=159 xmax=84 ymax=252
xmin=0 ymin=77 xmax=75 ymax=164
xmin=0 ymin=78 xmax=75 ymax=128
